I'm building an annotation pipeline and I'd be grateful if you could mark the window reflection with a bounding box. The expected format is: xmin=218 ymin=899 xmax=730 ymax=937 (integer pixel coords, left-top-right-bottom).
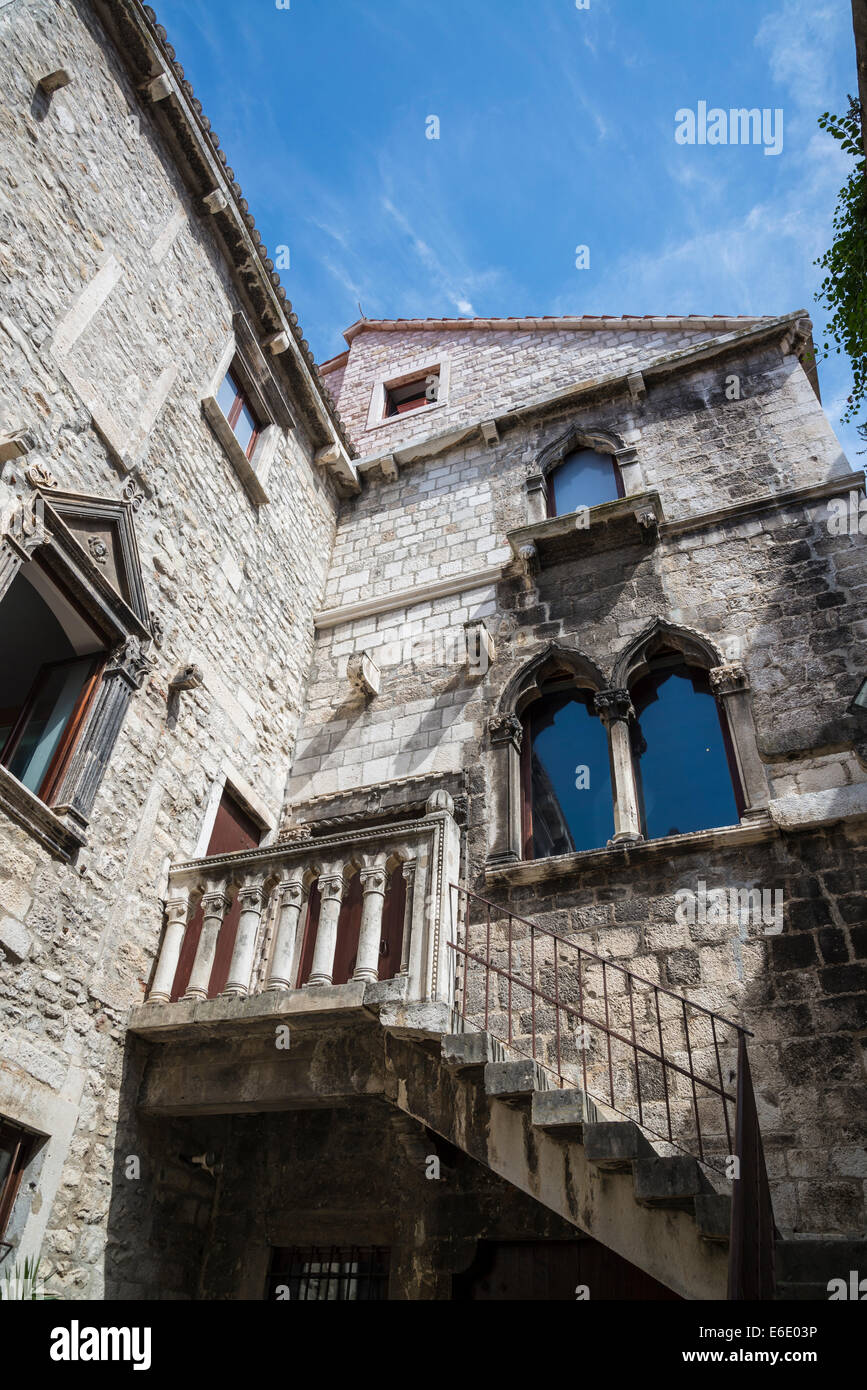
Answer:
xmin=523 ymin=686 xmax=613 ymax=858
xmin=630 ymin=659 xmax=741 ymax=839
xmin=548 ymin=448 xmax=623 ymax=516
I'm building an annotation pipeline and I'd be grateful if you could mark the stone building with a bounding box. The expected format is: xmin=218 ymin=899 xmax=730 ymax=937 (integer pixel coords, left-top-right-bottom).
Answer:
xmin=0 ymin=0 xmax=865 ymax=1302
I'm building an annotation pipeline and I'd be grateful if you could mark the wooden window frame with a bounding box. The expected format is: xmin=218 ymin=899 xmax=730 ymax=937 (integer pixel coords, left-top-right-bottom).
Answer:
xmin=0 ymin=1119 xmax=37 ymax=1247
xmin=220 ymin=367 xmax=264 ymax=460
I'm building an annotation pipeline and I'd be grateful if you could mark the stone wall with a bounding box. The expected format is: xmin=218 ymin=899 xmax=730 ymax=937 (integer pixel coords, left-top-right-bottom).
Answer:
xmin=287 ymin=328 xmax=867 ymax=1237
xmin=0 ymin=0 xmax=339 ymax=1296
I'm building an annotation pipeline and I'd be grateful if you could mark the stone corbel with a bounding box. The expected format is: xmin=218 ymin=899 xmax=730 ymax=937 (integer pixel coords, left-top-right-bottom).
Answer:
xmin=464 ymin=619 xmax=495 ymax=677
xmin=38 ymin=70 xmax=72 ymax=97
xmin=488 ymin=712 xmax=523 ymax=751
xmin=169 ymin=663 xmax=204 ymax=693
xmin=634 ymin=508 xmax=659 ymax=544
xmin=481 ymin=420 xmax=500 ymax=447
xmin=202 ymin=189 xmax=228 ymax=214
xmin=0 ymin=428 xmax=37 ymax=464
xmin=263 ymin=330 xmax=290 ymax=355
xmin=518 ymin=542 xmax=539 ymax=578
xmin=709 ymin=662 xmax=750 ymax=696
xmin=348 ymin=650 xmax=381 ymax=698
xmin=627 ymin=372 xmax=646 ymax=402
xmin=144 ymin=72 xmax=172 ymax=102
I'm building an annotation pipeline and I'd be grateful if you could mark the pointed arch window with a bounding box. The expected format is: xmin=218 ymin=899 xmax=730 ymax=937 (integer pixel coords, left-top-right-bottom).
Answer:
xmin=520 ymin=683 xmax=614 ymax=858
xmin=629 ymin=654 xmax=743 ymax=840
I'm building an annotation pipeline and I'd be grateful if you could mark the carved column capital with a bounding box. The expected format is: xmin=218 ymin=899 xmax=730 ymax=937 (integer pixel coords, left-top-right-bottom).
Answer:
xmin=109 ymin=636 xmax=155 ymax=690
xmin=593 ymin=688 xmax=635 ymax=726
xmin=276 ymin=876 xmax=306 ymax=907
xmin=236 ymin=880 xmax=266 ymax=911
xmin=200 ymin=888 xmax=230 ymax=917
xmin=359 ymin=866 xmax=388 ymax=896
xmin=488 ymin=712 xmax=523 ymax=750
xmin=710 ymin=662 xmax=750 ymax=696
xmin=317 ymin=872 xmax=346 ymax=905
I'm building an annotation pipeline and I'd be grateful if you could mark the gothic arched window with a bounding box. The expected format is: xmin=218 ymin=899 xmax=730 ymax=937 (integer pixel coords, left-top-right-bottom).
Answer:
xmin=520 ymin=680 xmax=613 ymax=859
xmin=629 ymin=653 xmax=743 ymax=839
xmin=547 ymin=447 xmax=624 ymax=517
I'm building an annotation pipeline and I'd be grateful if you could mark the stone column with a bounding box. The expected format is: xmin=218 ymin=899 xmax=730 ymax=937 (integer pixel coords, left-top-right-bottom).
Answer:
xmin=53 ymin=638 xmax=153 ymax=833
xmin=710 ymin=663 xmax=769 ymax=818
xmin=147 ymin=892 xmax=190 ymax=1004
xmin=182 ymin=886 xmax=230 ymax=1001
xmin=594 ymin=689 xmax=643 ymax=844
xmin=222 ymin=878 xmax=267 ymax=998
xmin=307 ymin=867 xmax=345 ymax=987
xmin=353 ymin=861 xmax=390 ymax=983
xmin=486 ymin=713 xmax=524 ymax=866
xmin=264 ymin=874 xmax=307 ymax=992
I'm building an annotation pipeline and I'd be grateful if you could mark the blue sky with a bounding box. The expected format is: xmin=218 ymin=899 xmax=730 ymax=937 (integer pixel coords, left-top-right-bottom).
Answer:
xmin=156 ymin=0 xmax=861 ymax=459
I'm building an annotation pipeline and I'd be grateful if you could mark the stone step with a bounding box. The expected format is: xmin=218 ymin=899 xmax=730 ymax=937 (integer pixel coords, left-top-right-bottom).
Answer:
xmin=633 ymin=1155 xmax=703 ymax=1208
xmin=583 ymin=1120 xmax=657 ymax=1172
xmin=441 ymin=1031 xmax=505 ymax=1074
xmin=530 ymin=1087 xmax=599 ymax=1138
xmin=484 ymin=1058 xmax=551 ymax=1103
xmin=694 ymin=1193 xmax=732 ymax=1244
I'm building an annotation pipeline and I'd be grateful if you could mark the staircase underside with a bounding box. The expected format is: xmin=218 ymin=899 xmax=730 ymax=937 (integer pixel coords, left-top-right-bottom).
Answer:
xmin=131 ymin=992 xmax=734 ymax=1299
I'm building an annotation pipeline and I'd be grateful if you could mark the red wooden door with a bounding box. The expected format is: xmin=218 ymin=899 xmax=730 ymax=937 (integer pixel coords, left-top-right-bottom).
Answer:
xmin=331 ymin=872 xmax=362 ymax=985
xmin=378 ymin=867 xmax=406 ymax=981
xmin=170 ymin=789 xmax=262 ymax=1000
xmin=295 ymin=878 xmax=321 ymax=987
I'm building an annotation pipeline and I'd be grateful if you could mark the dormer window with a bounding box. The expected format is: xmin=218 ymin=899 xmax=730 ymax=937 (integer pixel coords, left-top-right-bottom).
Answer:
xmin=216 ymin=366 xmax=263 ymax=460
xmin=384 ymin=372 xmax=439 ymax=418
xmin=547 ymin=448 xmax=624 ymax=517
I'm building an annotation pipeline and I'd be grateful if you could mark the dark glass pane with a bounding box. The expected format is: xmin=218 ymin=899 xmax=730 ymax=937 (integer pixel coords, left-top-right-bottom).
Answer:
xmin=216 ymin=370 xmax=240 ymax=419
xmin=235 ymin=399 xmax=258 ymax=455
xmin=7 ymin=658 xmax=95 ymax=794
xmin=551 ymin=448 xmax=619 ymax=515
xmin=528 ymin=691 xmax=612 ymax=857
xmin=632 ymin=665 xmax=739 ymax=839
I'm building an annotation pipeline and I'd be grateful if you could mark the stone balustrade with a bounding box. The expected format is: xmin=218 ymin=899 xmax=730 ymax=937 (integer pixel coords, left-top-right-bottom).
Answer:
xmin=146 ymin=791 xmax=461 ymax=1009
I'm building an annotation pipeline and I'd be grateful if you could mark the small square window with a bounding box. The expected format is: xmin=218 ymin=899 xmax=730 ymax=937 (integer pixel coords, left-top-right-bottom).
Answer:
xmin=384 ymin=372 xmax=439 ymax=419
xmin=216 ymin=367 xmax=264 ymax=460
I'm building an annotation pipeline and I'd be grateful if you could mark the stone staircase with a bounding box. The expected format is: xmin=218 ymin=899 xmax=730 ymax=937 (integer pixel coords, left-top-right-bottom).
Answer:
xmin=384 ymin=1018 xmax=733 ymax=1299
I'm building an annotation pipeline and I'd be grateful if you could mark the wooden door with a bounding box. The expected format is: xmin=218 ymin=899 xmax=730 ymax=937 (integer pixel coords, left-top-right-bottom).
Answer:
xmin=170 ymin=788 xmax=262 ymax=1001
xmin=378 ymin=867 xmax=406 ymax=981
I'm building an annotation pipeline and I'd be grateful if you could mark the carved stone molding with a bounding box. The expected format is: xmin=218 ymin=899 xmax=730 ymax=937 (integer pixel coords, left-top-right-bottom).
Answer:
xmin=487 ymin=712 xmax=523 ymax=751
xmin=710 ymin=662 xmax=750 ymax=696
xmin=593 ymin=688 xmax=635 ymax=726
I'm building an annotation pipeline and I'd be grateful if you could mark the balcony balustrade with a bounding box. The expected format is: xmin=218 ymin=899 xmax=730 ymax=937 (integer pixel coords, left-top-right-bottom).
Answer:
xmin=145 ymin=790 xmax=461 ymax=1012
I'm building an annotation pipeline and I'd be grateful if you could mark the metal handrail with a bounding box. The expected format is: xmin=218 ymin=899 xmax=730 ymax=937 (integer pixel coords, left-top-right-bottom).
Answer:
xmin=449 ymin=883 xmax=776 ymax=1298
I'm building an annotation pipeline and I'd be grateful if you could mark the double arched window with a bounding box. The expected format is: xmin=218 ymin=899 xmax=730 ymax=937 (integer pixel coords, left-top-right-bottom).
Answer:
xmin=546 ymin=447 xmax=624 ymax=517
xmin=490 ymin=626 xmax=766 ymax=867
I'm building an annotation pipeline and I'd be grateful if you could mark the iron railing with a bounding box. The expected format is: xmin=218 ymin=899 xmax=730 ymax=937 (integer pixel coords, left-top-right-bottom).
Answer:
xmin=450 ymin=885 xmax=776 ymax=1298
